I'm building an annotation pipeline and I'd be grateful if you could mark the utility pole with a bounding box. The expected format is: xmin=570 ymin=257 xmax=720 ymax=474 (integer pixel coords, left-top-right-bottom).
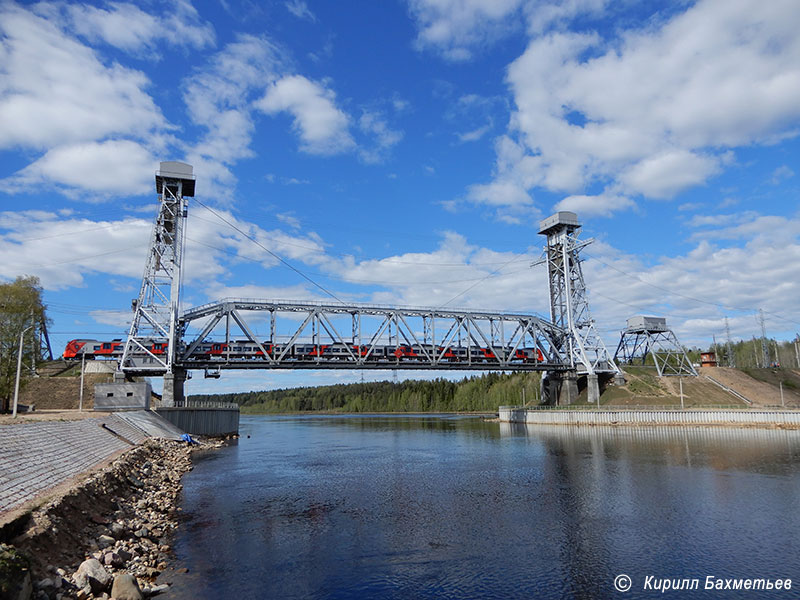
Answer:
xmin=794 ymin=334 xmax=800 ymax=369
xmin=752 ymin=337 xmax=759 ymax=368
xmin=758 ymin=309 xmax=769 ymax=368
xmin=79 ymin=352 xmax=86 ymax=412
xmin=12 ymin=325 xmax=33 ymax=418
xmin=724 ymin=317 xmax=735 ymax=367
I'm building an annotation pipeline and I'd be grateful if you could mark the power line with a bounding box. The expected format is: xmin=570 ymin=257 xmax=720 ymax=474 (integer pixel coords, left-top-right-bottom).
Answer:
xmin=2 ymin=245 xmax=147 ymax=269
xmin=186 ymin=236 xmax=532 ymax=286
xmin=191 ymin=208 xmax=531 ymax=267
xmin=190 ymin=197 xmax=345 ymax=304
xmin=436 ymin=252 xmax=526 ymax=309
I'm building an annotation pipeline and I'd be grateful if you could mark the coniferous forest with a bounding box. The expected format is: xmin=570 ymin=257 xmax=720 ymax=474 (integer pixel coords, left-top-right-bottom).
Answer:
xmin=189 ymin=371 xmax=542 ymax=413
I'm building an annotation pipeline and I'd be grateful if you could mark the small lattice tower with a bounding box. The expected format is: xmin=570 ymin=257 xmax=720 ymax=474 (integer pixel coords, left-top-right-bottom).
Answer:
xmin=614 ymin=316 xmax=697 ymax=376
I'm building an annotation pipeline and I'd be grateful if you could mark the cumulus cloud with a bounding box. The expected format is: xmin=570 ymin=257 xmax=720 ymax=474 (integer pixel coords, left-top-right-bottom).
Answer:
xmin=182 ymin=34 xmax=286 ymax=200
xmin=0 ymin=140 xmax=157 ymax=199
xmin=0 ymin=4 xmax=168 ymax=151
xmin=554 ymin=193 xmax=635 ymax=217
xmin=618 ymin=150 xmax=721 ymax=199
xmin=257 ymin=75 xmax=355 ymax=155
xmin=463 ymin=0 xmax=800 ymax=217
xmin=0 ymin=211 xmax=152 ymax=289
xmin=0 ymin=204 xmax=335 ymax=294
xmin=466 ymin=179 xmax=532 ymax=207
xmin=583 ymin=214 xmax=800 ymax=346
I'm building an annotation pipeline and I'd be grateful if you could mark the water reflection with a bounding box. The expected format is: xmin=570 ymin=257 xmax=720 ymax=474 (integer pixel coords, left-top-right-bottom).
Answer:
xmin=165 ymin=416 xmax=800 ymax=599
xmin=500 ymin=422 xmax=800 ymax=474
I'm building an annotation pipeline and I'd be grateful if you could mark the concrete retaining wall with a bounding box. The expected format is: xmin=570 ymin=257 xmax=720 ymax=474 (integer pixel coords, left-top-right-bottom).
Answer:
xmin=155 ymin=407 xmax=239 ymax=436
xmin=94 ymin=382 xmax=152 ymax=411
xmin=498 ymin=406 xmax=800 ymax=426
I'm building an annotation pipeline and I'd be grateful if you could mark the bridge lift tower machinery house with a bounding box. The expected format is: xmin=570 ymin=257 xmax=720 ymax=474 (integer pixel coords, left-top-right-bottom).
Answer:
xmin=119 ymin=163 xmax=620 ymax=406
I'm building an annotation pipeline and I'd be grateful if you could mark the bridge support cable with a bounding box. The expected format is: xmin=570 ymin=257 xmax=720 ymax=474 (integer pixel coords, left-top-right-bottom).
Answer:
xmin=121 ymin=162 xmax=194 ymax=380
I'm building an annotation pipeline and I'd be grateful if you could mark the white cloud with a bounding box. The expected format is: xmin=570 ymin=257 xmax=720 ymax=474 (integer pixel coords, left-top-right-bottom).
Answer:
xmin=257 ymin=75 xmax=355 ymax=155
xmin=51 ymin=1 xmax=215 ymax=55
xmin=0 ymin=140 xmax=157 ymax=199
xmin=182 ymin=35 xmax=287 ymax=200
xmin=358 ymin=110 xmax=404 ymax=163
xmin=0 ymin=211 xmax=152 ymax=290
xmin=770 ymin=165 xmax=794 ymax=185
xmin=618 ymin=150 xmax=720 ymax=199
xmin=466 ymin=179 xmax=532 ymax=207
xmin=285 ymin=0 xmax=316 ymax=21
xmin=467 ymin=0 xmax=800 ymax=217
xmin=555 ymin=193 xmax=635 ymax=217
xmin=583 ymin=215 xmax=800 ymax=345
xmin=0 ymin=4 xmax=168 ymax=151
xmin=458 ymin=124 xmax=491 ymax=143
xmin=407 ymin=0 xmax=525 ymax=60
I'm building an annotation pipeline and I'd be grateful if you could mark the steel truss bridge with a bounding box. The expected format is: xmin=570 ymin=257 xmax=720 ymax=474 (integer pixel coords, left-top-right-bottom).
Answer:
xmin=116 ymin=162 xmax=619 ymax=404
xmin=172 ymin=299 xmax=567 ymax=372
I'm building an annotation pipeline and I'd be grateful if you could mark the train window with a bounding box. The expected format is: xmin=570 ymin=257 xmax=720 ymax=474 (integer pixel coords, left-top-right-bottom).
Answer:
xmin=93 ymin=345 xmax=100 ymax=350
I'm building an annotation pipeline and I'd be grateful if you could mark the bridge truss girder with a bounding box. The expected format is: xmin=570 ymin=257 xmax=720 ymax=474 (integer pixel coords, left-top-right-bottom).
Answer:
xmin=122 ymin=299 xmax=570 ymax=373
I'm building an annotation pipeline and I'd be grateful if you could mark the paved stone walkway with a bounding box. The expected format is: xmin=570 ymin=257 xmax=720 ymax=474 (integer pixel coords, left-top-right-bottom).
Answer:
xmin=0 ymin=412 xmax=185 ymax=517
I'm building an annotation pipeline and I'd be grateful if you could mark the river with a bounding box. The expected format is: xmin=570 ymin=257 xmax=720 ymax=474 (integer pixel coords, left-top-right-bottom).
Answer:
xmin=163 ymin=415 xmax=800 ymax=598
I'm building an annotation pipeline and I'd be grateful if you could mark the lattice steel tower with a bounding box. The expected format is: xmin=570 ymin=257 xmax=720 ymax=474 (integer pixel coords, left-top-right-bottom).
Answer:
xmin=614 ymin=316 xmax=697 ymax=376
xmin=538 ymin=212 xmax=619 ymax=376
xmin=121 ymin=162 xmax=194 ymax=375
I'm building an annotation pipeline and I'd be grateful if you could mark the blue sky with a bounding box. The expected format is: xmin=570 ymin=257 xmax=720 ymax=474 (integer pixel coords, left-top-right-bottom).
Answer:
xmin=1 ymin=0 xmax=799 ymax=393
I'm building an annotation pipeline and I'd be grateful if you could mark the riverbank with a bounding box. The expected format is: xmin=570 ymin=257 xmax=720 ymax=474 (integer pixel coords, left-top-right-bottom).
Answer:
xmin=1 ymin=436 xmax=228 ymax=600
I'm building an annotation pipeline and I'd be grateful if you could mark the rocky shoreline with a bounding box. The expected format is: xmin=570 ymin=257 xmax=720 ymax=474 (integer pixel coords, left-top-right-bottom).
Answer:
xmin=1 ymin=436 xmax=228 ymax=600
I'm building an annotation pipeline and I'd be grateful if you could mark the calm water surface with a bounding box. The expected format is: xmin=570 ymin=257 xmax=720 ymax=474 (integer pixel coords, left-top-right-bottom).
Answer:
xmin=164 ymin=416 xmax=800 ymax=599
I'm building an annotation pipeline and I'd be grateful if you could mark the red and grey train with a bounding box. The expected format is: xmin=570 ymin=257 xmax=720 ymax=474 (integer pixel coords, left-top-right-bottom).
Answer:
xmin=63 ymin=339 xmax=545 ymax=363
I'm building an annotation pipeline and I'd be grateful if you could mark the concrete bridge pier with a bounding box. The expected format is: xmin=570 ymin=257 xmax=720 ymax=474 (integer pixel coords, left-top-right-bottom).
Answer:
xmin=586 ymin=373 xmax=600 ymax=405
xmin=541 ymin=371 xmax=580 ymax=406
xmin=162 ymin=368 xmax=186 ymax=407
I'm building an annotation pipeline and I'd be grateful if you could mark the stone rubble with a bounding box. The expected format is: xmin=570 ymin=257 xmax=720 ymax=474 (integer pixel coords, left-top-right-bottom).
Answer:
xmin=2 ymin=436 xmax=232 ymax=600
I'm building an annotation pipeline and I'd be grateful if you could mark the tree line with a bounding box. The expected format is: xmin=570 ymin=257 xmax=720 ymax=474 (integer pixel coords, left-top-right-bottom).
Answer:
xmin=189 ymin=371 xmax=543 ymax=413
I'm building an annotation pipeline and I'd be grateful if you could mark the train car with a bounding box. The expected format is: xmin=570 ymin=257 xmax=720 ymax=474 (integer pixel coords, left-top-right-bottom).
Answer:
xmin=512 ymin=347 xmax=544 ymax=362
xmin=67 ymin=337 xmax=546 ymax=365
xmin=62 ymin=339 xmax=125 ymax=359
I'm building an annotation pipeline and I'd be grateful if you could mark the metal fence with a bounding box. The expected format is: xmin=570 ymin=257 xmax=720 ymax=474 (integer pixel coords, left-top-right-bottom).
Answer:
xmin=498 ymin=406 xmax=800 ymax=426
xmin=171 ymin=400 xmax=239 ymax=410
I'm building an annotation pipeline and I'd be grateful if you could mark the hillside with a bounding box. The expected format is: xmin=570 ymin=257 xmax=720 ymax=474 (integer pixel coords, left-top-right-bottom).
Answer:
xmin=13 ymin=360 xmax=115 ymax=410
